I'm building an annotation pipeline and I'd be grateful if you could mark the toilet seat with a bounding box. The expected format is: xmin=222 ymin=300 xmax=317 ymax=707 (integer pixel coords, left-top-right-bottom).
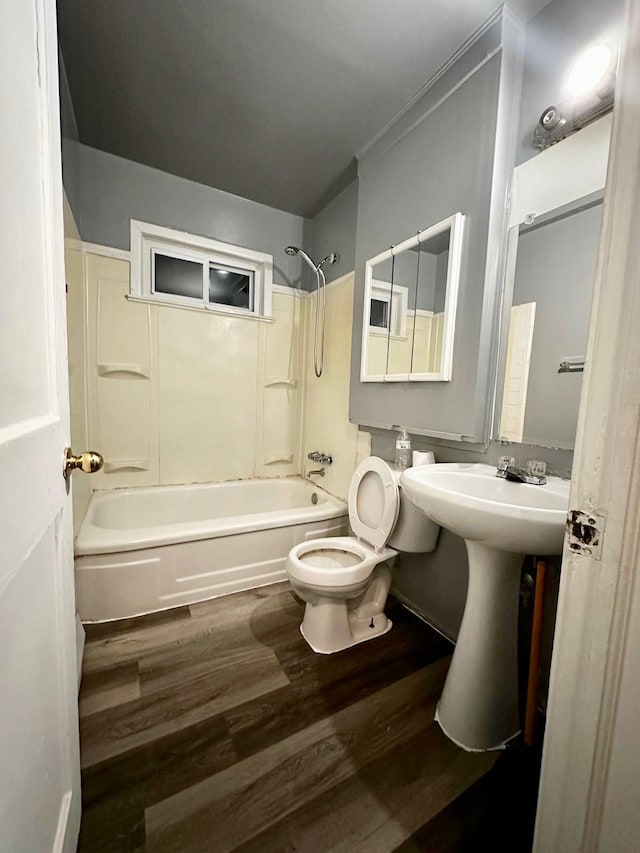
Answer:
xmin=287 ymin=458 xmax=400 ymax=590
xmin=348 ymin=456 xmax=400 ymax=551
xmin=288 ymin=536 xmax=394 ymax=588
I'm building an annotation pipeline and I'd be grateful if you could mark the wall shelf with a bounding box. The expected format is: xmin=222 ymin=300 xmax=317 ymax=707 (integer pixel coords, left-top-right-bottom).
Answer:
xmin=103 ymin=459 xmax=150 ymax=473
xmin=263 ymin=377 xmax=297 ymax=388
xmin=98 ymin=363 xmax=150 ymax=380
xmin=263 ymin=454 xmax=294 ymax=465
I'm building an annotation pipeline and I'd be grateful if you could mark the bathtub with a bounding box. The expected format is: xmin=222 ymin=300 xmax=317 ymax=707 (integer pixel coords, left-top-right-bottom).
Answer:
xmin=74 ymin=478 xmax=348 ymax=621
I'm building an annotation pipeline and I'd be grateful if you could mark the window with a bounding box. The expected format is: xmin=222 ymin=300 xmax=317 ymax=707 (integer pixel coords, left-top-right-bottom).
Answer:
xmin=369 ymin=281 xmax=408 ymax=338
xmin=369 ymin=298 xmax=389 ymax=329
xmin=151 ymin=250 xmax=255 ymax=311
xmin=208 ymin=263 xmax=253 ymax=311
xmin=130 ymin=220 xmax=272 ymax=318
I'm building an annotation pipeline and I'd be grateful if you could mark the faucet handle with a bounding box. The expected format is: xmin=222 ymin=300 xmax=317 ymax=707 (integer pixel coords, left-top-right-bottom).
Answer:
xmin=308 ymin=451 xmax=332 ymax=464
xmin=497 ymin=455 xmax=515 ymax=478
xmin=527 ymin=460 xmax=547 ymax=478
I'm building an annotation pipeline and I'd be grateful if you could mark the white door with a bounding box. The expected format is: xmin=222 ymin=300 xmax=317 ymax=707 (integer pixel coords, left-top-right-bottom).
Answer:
xmin=0 ymin=1 xmax=81 ymax=852
xmin=533 ymin=1 xmax=640 ymax=849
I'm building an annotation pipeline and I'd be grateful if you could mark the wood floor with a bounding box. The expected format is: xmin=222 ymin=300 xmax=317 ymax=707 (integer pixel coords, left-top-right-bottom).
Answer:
xmin=78 ymin=583 xmax=537 ymax=852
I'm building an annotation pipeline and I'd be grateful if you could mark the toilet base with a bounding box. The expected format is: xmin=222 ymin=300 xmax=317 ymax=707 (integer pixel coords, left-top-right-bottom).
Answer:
xmin=297 ymin=564 xmax=393 ymax=654
xmin=300 ymin=615 xmax=392 ymax=655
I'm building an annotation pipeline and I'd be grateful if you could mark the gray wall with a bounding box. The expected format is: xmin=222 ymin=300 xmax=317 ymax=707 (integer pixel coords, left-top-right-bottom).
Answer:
xmin=73 ymin=144 xmax=310 ymax=289
xmin=58 ymin=46 xmax=78 ymax=142
xmin=344 ymin=13 xmax=517 ymax=638
xmin=72 ymin=142 xmax=355 ymax=292
xmin=350 ymin=22 xmax=503 ymax=440
xmin=514 ymin=202 xmax=602 ymax=447
xmin=516 ymin=0 xmax=623 ymax=165
xmin=350 ymin=0 xmax=619 ymax=640
xmin=393 ymin=533 xmax=469 ymax=641
xmin=58 ymin=46 xmax=81 ymax=218
xmin=310 ymin=179 xmax=358 ymax=285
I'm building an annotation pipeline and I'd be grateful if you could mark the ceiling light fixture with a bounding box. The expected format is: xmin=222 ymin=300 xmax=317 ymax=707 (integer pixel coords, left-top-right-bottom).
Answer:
xmin=533 ymin=42 xmax=616 ymax=151
xmin=567 ymin=44 xmax=613 ymax=98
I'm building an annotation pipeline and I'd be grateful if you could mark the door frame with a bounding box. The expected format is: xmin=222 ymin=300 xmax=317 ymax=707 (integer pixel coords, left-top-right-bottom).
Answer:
xmin=534 ymin=1 xmax=640 ymax=848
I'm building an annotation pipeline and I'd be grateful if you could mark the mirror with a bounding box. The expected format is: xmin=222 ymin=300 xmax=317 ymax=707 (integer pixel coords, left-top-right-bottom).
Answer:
xmin=361 ymin=212 xmax=464 ymax=383
xmin=498 ymin=198 xmax=602 ymax=448
xmin=365 ymin=253 xmax=416 ymax=378
xmin=496 ymin=115 xmax=611 ymax=449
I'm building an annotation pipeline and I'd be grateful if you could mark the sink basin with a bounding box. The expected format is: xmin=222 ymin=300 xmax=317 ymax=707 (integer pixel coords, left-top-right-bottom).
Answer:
xmin=400 ymin=462 xmax=570 ymax=752
xmin=400 ymin=463 xmax=570 ymax=555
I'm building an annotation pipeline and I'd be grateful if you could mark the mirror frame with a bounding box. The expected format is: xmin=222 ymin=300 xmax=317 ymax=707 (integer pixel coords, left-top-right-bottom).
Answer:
xmin=360 ymin=211 xmax=465 ymax=383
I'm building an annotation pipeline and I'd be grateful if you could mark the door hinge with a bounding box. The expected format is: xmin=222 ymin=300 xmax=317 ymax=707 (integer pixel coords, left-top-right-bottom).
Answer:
xmin=567 ymin=509 xmax=604 ymax=560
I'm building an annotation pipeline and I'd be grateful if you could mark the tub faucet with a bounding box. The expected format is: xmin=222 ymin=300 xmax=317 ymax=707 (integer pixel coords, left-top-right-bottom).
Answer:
xmin=308 ymin=451 xmax=333 ymax=465
xmin=308 ymin=467 xmax=325 ymax=477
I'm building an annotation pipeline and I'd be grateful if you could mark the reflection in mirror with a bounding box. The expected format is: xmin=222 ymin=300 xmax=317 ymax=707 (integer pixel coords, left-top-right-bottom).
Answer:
xmin=498 ymin=197 xmax=602 ymax=448
xmin=386 ymin=250 xmax=417 ymax=376
xmin=411 ymin=230 xmax=451 ymax=375
xmin=496 ymin=113 xmax=611 ymax=449
xmin=365 ymin=257 xmax=400 ymax=376
xmin=361 ymin=212 xmax=464 ymax=383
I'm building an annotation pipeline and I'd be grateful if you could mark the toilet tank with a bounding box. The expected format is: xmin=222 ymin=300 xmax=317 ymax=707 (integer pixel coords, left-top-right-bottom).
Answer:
xmin=388 ymin=468 xmax=440 ymax=553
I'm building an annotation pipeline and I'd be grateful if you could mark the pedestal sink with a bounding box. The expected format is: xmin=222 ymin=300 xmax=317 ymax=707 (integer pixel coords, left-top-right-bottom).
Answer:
xmin=400 ymin=463 xmax=570 ymax=751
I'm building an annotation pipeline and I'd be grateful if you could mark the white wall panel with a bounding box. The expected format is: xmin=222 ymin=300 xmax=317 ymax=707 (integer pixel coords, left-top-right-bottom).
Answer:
xmin=85 ymin=253 xmax=159 ymax=488
xmin=303 ymin=274 xmax=360 ymax=500
xmin=158 ymin=307 xmax=259 ymax=484
xmin=81 ymin=252 xmax=356 ymax=494
xmin=256 ymin=293 xmax=304 ymax=476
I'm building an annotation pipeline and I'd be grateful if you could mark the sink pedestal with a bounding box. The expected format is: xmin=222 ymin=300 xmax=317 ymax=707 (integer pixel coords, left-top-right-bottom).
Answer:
xmin=436 ymin=541 xmax=523 ymax=751
xmin=399 ymin=462 xmax=570 ymax=750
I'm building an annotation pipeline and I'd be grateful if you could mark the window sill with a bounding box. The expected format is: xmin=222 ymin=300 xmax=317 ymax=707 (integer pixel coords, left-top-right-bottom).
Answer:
xmin=368 ymin=329 xmax=408 ymax=341
xmin=126 ymin=294 xmax=274 ymax=323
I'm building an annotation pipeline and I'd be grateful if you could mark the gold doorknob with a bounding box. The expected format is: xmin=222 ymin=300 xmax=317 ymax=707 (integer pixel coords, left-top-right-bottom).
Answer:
xmin=64 ymin=447 xmax=104 ymax=480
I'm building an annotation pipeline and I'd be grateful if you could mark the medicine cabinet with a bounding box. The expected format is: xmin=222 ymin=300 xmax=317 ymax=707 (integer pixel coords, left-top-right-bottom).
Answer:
xmin=360 ymin=213 xmax=465 ymax=383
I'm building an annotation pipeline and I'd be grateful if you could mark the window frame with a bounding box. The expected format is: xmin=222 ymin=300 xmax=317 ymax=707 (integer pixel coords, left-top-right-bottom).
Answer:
xmin=369 ymin=280 xmax=409 ymax=339
xmin=130 ymin=219 xmax=273 ymax=319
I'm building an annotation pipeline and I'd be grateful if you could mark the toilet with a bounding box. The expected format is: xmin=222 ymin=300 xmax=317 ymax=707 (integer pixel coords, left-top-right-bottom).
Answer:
xmin=287 ymin=456 xmax=440 ymax=654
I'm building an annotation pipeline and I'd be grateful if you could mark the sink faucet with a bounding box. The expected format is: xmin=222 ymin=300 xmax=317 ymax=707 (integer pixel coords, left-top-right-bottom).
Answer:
xmin=496 ymin=456 xmax=547 ymax=485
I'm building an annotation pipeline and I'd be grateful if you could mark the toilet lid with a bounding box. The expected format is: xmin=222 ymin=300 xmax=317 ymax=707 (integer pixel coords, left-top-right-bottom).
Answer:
xmin=348 ymin=456 xmax=400 ymax=551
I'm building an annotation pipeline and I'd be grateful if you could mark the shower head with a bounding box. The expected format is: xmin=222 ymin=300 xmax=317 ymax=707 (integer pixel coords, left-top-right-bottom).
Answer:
xmin=284 ymin=246 xmax=339 ymax=270
xmin=285 ymin=245 xmax=317 ymax=273
xmin=283 ymin=245 xmax=330 ymax=378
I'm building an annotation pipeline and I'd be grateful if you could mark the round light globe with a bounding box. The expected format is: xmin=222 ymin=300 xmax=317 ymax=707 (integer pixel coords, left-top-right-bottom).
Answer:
xmin=567 ymin=44 xmax=613 ymax=98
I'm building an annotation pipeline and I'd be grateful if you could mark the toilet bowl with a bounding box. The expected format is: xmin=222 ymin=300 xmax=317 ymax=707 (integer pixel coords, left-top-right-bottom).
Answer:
xmin=287 ymin=456 xmax=439 ymax=654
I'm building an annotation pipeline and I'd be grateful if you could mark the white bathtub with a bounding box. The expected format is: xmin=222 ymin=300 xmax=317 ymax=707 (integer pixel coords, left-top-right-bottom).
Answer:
xmin=75 ymin=478 xmax=348 ymax=621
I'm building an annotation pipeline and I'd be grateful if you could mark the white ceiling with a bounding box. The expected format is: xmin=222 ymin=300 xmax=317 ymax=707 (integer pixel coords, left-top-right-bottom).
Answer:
xmin=57 ymin=0 xmax=551 ymax=217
